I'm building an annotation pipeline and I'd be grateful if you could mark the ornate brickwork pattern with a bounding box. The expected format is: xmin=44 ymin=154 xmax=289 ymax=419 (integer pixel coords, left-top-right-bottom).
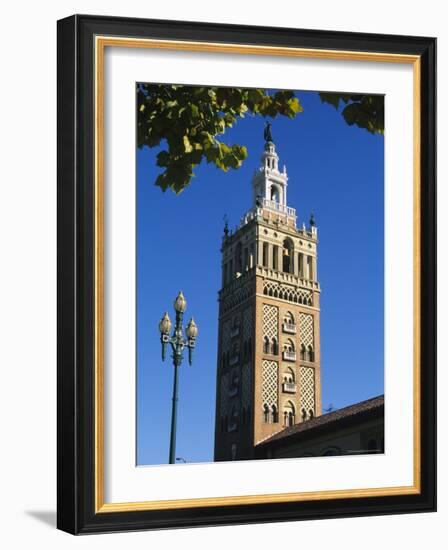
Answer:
xmin=299 ymin=313 xmax=314 ymax=347
xmin=241 ymin=364 xmax=252 ymax=408
xmin=242 ymin=306 xmax=253 ymax=343
xmin=262 ymin=360 xmax=278 ymax=408
xmin=263 ymin=281 xmax=312 ymax=306
xmin=221 ymin=319 xmax=231 ymax=354
xmin=220 ymin=373 xmax=230 ymax=417
xmin=221 ymin=284 xmax=252 ymax=313
xmin=241 ymin=306 xmax=253 ymax=409
xmin=299 ymin=366 xmax=315 ymax=414
xmin=262 ymin=304 xmax=278 ymax=340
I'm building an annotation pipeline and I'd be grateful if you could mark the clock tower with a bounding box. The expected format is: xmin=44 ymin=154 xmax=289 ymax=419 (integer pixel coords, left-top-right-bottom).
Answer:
xmin=214 ymin=129 xmax=322 ymax=461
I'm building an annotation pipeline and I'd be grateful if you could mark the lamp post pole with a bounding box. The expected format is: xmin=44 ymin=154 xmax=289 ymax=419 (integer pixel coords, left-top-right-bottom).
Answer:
xmin=159 ymin=291 xmax=198 ymax=465
xmin=169 ymin=360 xmax=180 ymax=465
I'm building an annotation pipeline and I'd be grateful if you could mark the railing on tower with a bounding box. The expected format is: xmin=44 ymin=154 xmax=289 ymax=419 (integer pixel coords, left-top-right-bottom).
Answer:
xmin=240 ymin=198 xmax=296 ymax=227
xmin=261 ymin=198 xmax=296 ymax=217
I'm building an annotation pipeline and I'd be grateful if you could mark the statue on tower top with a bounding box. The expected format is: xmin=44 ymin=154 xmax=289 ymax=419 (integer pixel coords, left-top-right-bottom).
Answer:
xmin=264 ymin=121 xmax=274 ymax=143
xmin=223 ymin=214 xmax=229 ymax=237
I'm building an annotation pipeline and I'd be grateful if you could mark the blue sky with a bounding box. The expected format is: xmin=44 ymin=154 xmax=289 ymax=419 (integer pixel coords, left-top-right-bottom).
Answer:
xmin=136 ymin=89 xmax=384 ymax=466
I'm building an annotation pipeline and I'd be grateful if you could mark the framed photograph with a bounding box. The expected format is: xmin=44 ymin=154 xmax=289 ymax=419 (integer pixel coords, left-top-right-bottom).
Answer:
xmin=57 ymin=14 xmax=436 ymax=534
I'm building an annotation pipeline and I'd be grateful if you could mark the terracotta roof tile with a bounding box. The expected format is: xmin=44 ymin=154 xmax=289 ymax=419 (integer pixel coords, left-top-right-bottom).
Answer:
xmin=256 ymin=394 xmax=384 ymax=447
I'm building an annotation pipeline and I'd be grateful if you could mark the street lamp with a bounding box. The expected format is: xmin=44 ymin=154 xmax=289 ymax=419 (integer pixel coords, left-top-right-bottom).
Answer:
xmin=159 ymin=291 xmax=198 ymax=464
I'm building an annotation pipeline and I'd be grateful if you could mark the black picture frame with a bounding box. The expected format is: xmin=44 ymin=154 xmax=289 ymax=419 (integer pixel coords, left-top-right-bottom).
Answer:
xmin=57 ymin=14 xmax=436 ymax=534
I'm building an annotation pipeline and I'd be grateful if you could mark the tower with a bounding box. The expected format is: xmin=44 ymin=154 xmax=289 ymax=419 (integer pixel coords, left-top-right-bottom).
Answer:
xmin=214 ymin=129 xmax=322 ymax=461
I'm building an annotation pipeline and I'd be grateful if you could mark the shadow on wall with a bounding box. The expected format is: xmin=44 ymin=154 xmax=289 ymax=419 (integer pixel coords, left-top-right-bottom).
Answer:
xmin=25 ymin=510 xmax=56 ymax=528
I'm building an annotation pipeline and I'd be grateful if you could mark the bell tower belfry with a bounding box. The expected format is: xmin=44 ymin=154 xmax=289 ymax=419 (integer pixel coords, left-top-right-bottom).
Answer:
xmin=252 ymin=137 xmax=289 ymax=212
xmin=214 ymin=127 xmax=322 ymax=462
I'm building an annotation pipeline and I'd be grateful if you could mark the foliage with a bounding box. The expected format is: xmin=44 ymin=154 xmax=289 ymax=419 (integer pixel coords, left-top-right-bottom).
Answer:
xmin=137 ymin=85 xmax=302 ymax=193
xmin=319 ymin=93 xmax=384 ymax=135
xmin=137 ymin=85 xmax=384 ymax=194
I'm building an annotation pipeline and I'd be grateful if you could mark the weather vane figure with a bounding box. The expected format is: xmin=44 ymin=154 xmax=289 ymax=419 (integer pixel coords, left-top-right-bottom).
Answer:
xmin=264 ymin=121 xmax=274 ymax=143
xmin=223 ymin=214 xmax=229 ymax=237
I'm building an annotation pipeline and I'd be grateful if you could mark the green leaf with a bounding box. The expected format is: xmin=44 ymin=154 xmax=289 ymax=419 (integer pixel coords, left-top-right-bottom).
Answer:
xmin=287 ymin=97 xmax=303 ymax=114
xmin=138 ymin=84 xmax=308 ymax=193
xmin=156 ymin=151 xmax=170 ymax=167
xmin=183 ymin=135 xmax=193 ymax=153
xmin=319 ymin=93 xmax=341 ymax=108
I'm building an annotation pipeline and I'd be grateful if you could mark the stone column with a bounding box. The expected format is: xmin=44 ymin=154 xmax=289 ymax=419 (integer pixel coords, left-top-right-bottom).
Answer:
xmin=257 ymin=240 xmax=264 ymax=267
xmin=303 ymin=254 xmax=309 ymax=280
xmin=293 ymin=251 xmax=299 ymax=277
xmin=312 ymin=256 xmax=317 ymax=281
xmin=249 ymin=243 xmax=255 ymax=269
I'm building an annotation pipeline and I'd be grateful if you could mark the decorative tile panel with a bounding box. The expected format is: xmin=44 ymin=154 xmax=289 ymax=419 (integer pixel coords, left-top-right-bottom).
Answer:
xmin=299 ymin=313 xmax=314 ymax=348
xmin=299 ymin=366 xmax=315 ymax=415
xmin=262 ymin=304 xmax=278 ymax=340
xmin=262 ymin=360 xmax=278 ymax=408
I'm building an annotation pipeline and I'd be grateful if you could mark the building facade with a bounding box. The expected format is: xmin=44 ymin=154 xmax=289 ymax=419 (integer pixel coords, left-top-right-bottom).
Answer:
xmin=254 ymin=395 xmax=384 ymax=460
xmin=214 ymin=135 xmax=322 ymax=461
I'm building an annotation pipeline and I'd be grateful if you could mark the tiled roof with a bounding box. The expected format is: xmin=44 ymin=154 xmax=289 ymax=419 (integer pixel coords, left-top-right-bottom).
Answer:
xmin=256 ymin=395 xmax=384 ymax=447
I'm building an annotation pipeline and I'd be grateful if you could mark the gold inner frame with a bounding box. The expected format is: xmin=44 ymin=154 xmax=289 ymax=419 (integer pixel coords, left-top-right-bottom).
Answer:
xmin=94 ymin=36 xmax=421 ymax=513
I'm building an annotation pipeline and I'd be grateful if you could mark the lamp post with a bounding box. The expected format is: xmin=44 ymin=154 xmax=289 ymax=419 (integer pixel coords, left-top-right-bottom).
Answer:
xmin=159 ymin=291 xmax=198 ymax=464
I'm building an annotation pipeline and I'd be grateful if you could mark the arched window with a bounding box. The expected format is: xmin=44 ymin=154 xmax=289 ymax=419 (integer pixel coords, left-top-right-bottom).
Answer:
xmin=231 ymin=342 xmax=239 ymax=361
xmin=271 ymin=404 xmax=278 ymax=423
xmin=229 ymin=406 xmax=238 ymax=431
xmin=231 ymin=370 xmax=239 ymax=389
xmin=235 ymin=242 xmax=242 ymax=274
xmin=309 ymin=409 xmax=314 ymax=419
xmin=283 ymin=401 xmax=295 ymax=427
xmin=283 ymin=311 xmax=295 ymax=325
xmin=271 ymin=337 xmax=278 ymax=355
xmin=283 ymin=339 xmax=295 ymax=352
xmin=282 ymin=238 xmax=294 ymax=274
xmin=263 ymin=336 xmax=270 ymax=354
xmin=263 ymin=404 xmax=270 ymax=423
xmin=307 ymin=345 xmax=314 ymax=362
xmin=272 ymin=245 xmax=279 ymax=270
xmin=301 ymin=408 xmax=307 ymax=422
xmin=285 ymin=367 xmax=295 ymax=383
xmin=262 ymin=242 xmax=269 ymax=268
xmin=271 ymin=185 xmax=280 ymax=203
xmin=300 ymin=344 xmax=306 ymax=360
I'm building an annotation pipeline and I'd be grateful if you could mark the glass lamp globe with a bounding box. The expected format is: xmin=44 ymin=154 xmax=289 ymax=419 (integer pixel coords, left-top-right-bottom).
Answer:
xmin=159 ymin=312 xmax=172 ymax=334
xmin=186 ymin=318 xmax=198 ymax=339
xmin=174 ymin=290 xmax=187 ymax=313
